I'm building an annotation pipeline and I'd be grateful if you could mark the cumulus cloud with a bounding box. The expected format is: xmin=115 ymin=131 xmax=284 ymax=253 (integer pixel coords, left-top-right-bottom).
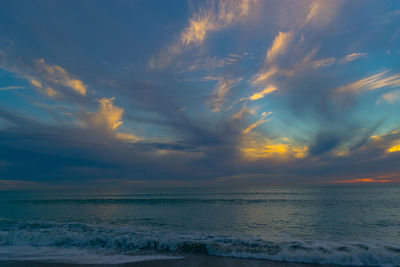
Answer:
xmin=81 ymin=97 xmax=140 ymax=142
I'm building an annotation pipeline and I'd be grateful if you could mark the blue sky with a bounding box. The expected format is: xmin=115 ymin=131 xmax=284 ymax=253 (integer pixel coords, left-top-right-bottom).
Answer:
xmin=1 ymin=0 xmax=400 ymax=188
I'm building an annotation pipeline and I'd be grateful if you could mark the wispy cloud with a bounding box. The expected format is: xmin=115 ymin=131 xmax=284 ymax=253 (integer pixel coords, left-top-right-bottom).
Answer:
xmin=30 ymin=59 xmax=87 ymax=96
xmin=249 ymin=85 xmax=276 ymax=101
xmin=266 ymin=31 xmax=293 ymax=63
xmin=181 ymin=0 xmax=257 ymax=46
xmin=380 ymin=90 xmax=400 ymax=103
xmin=336 ymin=71 xmax=400 ymax=94
xmin=304 ymin=1 xmax=320 ymax=25
xmin=250 ymin=67 xmax=278 ymax=86
xmin=0 ymin=86 xmax=24 ymax=91
xmin=150 ymin=0 xmax=257 ymax=70
xmin=243 ymin=111 xmax=272 ymax=134
xmin=302 ymin=0 xmax=343 ymax=27
xmin=312 ymin=57 xmax=336 ymax=68
xmin=341 ymin=52 xmax=367 ymax=63
xmin=209 ymin=77 xmax=242 ymax=112
xmin=333 ymin=174 xmax=400 ymax=184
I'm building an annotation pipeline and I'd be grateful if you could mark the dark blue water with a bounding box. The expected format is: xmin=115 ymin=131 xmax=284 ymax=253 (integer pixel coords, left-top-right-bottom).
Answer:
xmin=0 ymin=185 xmax=399 ymax=265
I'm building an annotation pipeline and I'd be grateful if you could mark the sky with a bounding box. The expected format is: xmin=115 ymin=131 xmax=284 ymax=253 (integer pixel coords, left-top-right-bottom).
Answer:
xmin=1 ymin=0 xmax=400 ymax=189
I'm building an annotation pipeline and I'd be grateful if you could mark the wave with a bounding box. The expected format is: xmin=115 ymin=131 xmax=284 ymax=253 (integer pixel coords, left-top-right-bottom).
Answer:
xmin=0 ymin=246 xmax=182 ymax=264
xmin=0 ymin=220 xmax=399 ymax=266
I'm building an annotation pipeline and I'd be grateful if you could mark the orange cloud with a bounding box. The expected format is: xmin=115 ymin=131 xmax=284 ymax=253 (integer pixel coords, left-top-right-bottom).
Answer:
xmin=84 ymin=97 xmax=141 ymax=142
xmin=387 ymin=140 xmax=400 ymax=153
xmin=31 ymin=58 xmax=87 ymax=96
xmin=334 ymin=174 xmax=400 ymax=184
xmin=266 ymin=31 xmax=293 ymax=63
xmin=250 ymin=66 xmax=278 ymax=86
xmin=249 ymin=86 xmax=277 ymax=101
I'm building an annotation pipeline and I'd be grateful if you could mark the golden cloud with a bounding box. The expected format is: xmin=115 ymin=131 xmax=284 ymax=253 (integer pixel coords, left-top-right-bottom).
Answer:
xmin=266 ymin=31 xmax=293 ymax=63
xmin=32 ymin=58 xmax=87 ymax=96
xmin=240 ymin=137 xmax=308 ymax=161
xmin=249 ymin=86 xmax=277 ymax=101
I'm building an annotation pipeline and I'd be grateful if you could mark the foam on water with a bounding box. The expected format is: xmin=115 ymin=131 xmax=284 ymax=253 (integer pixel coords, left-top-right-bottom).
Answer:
xmin=0 ymin=245 xmax=182 ymax=264
xmin=0 ymin=220 xmax=399 ymax=266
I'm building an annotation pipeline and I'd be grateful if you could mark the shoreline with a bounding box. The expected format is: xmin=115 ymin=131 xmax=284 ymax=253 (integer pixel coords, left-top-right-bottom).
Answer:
xmin=0 ymin=255 xmax=358 ymax=267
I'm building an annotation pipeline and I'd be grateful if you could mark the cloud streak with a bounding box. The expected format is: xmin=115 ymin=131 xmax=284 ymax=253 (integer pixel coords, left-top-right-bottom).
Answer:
xmin=266 ymin=31 xmax=293 ymax=63
xmin=336 ymin=71 xmax=400 ymax=94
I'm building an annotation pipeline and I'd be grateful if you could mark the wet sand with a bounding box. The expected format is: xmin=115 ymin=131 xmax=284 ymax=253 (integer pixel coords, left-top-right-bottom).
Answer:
xmin=0 ymin=255 xmax=355 ymax=267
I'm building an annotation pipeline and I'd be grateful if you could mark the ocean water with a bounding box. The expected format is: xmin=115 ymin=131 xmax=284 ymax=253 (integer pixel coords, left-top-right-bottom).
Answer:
xmin=0 ymin=185 xmax=399 ymax=266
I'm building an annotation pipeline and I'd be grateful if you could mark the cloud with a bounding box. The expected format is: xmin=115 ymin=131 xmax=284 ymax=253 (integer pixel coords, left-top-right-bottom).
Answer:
xmin=312 ymin=57 xmax=336 ymax=68
xmin=81 ymin=97 xmax=140 ymax=142
xmin=333 ymin=174 xmax=400 ymax=184
xmin=243 ymin=111 xmax=272 ymax=134
xmin=250 ymin=66 xmax=278 ymax=86
xmin=181 ymin=0 xmax=257 ymax=46
xmin=266 ymin=31 xmax=293 ymax=63
xmin=209 ymin=77 xmax=242 ymax=112
xmin=341 ymin=52 xmax=367 ymax=63
xmin=302 ymin=0 xmax=343 ymax=27
xmin=304 ymin=1 xmax=320 ymax=25
xmin=380 ymin=90 xmax=400 ymax=103
xmin=231 ymin=105 xmax=255 ymax=120
xmin=336 ymin=71 xmax=400 ymax=94
xmin=309 ymin=132 xmax=342 ymax=156
xmin=387 ymin=140 xmax=400 ymax=153
xmin=0 ymin=86 xmax=25 ymax=91
xmin=180 ymin=7 xmax=215 ymax=46
xmin=30 ymin=59 xmax=87 ymax=96
xmin=249 ymin=85 xmax=276 ymax=101
xmin=240 ymin=137 xmax=308 ymax=161
xmin=150 ymin=0 xmax=257 ymax=70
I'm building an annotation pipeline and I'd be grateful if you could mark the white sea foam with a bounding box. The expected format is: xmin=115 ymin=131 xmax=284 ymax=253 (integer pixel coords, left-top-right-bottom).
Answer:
xmin=0 ymin=220 xmax=399 ymax=266
xmin=0 ymin=246 xmax=183 ymax=264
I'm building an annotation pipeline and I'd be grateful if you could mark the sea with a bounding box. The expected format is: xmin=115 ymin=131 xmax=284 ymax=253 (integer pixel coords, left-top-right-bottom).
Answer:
xmin=0 ymin=185 xmax=399 ymax=266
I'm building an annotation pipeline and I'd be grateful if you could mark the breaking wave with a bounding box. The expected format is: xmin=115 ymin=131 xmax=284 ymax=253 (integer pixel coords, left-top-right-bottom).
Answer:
xmin=0 ymin=220 xmax=399 ymax=266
